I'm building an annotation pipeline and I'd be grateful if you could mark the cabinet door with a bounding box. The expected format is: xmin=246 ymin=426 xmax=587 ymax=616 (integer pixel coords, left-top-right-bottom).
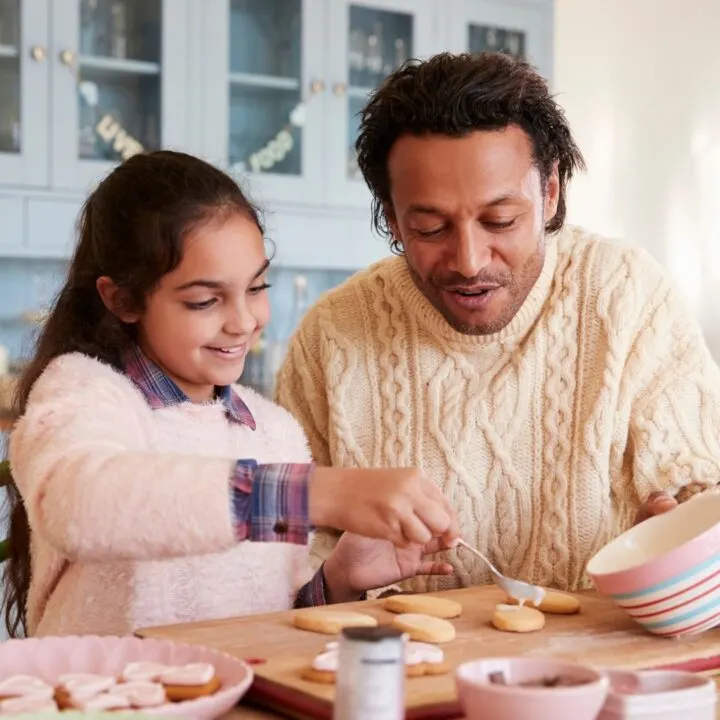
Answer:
xmin=448 ymin=0 xmax=553 ymax=84
xmin=0 ymin=0 xmax=50 ymax=187
xmin=324 ymin=0 xmax=437 ymax=208
xmin=200 ymin=0 xmax=325 ymax=206
xmin=50 ymin=0 xmax=189 ymax=192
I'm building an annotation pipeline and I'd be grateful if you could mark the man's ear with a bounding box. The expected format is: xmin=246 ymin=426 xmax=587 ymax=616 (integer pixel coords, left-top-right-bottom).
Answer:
xmin=544 ymin=161 xmax=560 ymax=223
xmin=384 ymin=204 xmax=402 ymax=250
xmin=96 ymin=276 xmax=140 ymax=324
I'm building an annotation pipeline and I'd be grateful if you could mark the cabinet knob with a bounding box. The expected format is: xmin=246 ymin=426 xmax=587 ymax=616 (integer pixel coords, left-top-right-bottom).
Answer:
xmin=309 ymin=79 xmax=326 ymax=95
xmin=332 ymin=82 xmax=347 ymax=97
xmin=30 ymin=45 xmax=47 ymax=62
xmin=59 ymin=48 xmax=77 ymax=69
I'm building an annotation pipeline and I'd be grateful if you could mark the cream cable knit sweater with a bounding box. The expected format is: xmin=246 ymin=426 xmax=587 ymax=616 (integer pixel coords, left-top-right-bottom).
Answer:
xmin=275 ymin=225 xmax=720 ymax=593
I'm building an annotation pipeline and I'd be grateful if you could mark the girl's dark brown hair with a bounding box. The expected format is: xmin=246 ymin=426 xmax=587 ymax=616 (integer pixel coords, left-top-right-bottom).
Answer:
xmin=356 ymin=51 xmax=586 ymax=253
xmin=2 ymin=150 xmax=263 ymax=637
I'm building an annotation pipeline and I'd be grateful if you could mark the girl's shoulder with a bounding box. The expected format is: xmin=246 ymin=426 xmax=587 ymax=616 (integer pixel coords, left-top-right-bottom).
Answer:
xmin=28 ymin=352 xmax=148 ymax=413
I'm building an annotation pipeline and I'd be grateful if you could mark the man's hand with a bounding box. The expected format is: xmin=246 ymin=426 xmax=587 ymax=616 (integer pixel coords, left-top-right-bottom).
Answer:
xmin=634 ymin=491 xmax=678 ymax=525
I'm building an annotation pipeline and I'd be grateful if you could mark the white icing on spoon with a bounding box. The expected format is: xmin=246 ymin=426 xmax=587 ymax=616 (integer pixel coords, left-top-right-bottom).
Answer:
xmin=456 ymin=539 xmax=546 ymax=606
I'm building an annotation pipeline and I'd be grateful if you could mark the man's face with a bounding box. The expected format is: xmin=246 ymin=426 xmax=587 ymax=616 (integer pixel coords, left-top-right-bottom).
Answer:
xmin=386 ymin=126 xmax=559 ymax=335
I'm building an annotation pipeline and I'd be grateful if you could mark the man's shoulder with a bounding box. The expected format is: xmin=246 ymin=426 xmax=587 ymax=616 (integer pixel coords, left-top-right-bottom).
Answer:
xmin=554 ymin=224 xmax=671 ymax=299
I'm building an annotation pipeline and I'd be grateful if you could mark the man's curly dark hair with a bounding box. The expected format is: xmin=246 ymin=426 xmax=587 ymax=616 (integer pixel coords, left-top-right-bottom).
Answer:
xmin=355 ymin=52 xmax=586 ymax=254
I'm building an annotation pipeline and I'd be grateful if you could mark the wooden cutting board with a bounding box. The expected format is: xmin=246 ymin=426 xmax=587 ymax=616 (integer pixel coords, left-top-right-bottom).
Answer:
xmin=137 ymin=586 xmax=720 ymax=720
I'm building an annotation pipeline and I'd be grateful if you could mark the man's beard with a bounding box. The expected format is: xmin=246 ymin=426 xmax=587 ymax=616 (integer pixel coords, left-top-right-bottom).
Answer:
xmin=407 ymin=242 xmax=545 ymax=336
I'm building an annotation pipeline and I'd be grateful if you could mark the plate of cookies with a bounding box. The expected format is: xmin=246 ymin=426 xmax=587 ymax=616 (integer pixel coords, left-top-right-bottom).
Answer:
xmin=0 ymin=635 xmax=253 ymax=718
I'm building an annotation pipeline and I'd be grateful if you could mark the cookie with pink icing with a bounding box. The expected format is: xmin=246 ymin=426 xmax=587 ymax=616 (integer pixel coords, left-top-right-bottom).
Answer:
xmin=121 ymin=662 xmax=172 ymax=683
xmin=112 ymin=680 xmax=167 ymax=708
xmin=70 ymin=692 xmax=132 ymax=711
xmin=159 ymin=663 xmax=221 ymax=702
xmin=57 ymin=673 xmax=116 ymax=698
xmin=302 ymin=640 xmax=449 ymax=683
xmin=0 ymin=695 xmax=59 ymax=714
xmin=0 ymin=675 xmax=54 ymax=700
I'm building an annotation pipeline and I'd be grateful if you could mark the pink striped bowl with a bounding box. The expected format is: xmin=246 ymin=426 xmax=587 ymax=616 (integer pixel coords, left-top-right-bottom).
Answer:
xmin=586 ymin=493 xmax=720 ymax=637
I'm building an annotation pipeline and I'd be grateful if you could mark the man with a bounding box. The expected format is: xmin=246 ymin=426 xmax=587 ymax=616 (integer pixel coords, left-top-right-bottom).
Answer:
xmin=275 ymin=52 xmax=719 ymax=594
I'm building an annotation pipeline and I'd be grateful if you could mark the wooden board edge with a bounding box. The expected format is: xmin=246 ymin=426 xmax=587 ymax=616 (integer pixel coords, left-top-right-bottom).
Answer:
xmin=244 ymin=654 xmax=720 ymax=720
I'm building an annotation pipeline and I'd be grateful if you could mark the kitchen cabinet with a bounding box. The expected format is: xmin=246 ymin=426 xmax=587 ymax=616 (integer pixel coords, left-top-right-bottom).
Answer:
xmin=0 ymin=0 xmax=553 ymax=267
xmin=445 ymin=0 xmax=553 ymax=84
xmin=0 ymin=0 xmax=49 ymax=187
xmin=50 ymin=0 xmax=190 ymax=191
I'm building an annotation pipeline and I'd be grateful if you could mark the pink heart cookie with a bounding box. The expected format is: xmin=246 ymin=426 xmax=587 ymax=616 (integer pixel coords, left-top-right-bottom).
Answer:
xmin=0 ymin=675 xmax=54 ymax=700
xmin=112 ymin=681 xmax=167 ymax=708
xmin=159 ymin=663 xmax=215 ymax=686
xmin=0 ymin=695 xmax=59 ymax=714
xmin=121 ymin=662 xmax=171 ymax=683
xmin=57 ymin=673 xmax=116 ymax=699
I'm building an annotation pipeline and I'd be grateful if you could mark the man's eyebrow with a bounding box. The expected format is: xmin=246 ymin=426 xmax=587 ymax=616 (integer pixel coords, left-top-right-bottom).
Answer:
xmin=407 ymin=194 xmax=525 ymax=216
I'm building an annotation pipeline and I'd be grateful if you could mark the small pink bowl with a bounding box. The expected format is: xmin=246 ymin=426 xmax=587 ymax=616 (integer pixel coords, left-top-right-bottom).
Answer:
xmin=587 ymin=493 xmax=720 ymax=637
xmin=455 ymin=657 xmax=609 ymax=720
xmin=597 ymin=669 xmax=717 ymax=719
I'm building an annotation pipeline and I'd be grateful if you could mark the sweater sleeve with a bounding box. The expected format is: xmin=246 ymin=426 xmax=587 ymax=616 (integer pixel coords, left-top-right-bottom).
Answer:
xmin=622 ymin=263 xmax=720 ymax=520
xmin=275 ymin=311 xmax=341 ymax=573
xmin=9 ymin=354 xmax=312 ymax=562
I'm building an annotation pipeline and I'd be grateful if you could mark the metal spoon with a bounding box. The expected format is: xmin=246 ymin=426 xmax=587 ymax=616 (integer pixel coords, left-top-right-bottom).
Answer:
xmin=456 ymin=538 xmax=546 ymax=607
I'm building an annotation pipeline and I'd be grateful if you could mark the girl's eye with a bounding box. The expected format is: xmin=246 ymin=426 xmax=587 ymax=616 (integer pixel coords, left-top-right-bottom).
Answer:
xmin=184 ymin=299 xmax=217 ymax=310
xmin=249 ymin=282 xmax=272 ymax=295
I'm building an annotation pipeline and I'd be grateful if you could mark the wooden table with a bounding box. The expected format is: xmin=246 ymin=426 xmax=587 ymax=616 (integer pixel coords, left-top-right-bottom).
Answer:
xmin=139 ymin=587 xmax=720 ymax=719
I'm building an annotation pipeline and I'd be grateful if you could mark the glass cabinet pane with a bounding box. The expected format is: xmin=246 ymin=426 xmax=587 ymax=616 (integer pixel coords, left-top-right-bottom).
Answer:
xmin=228 ymin=0 xmax=303 ymax=176
xmin=77 ymin=0 xmax=162 ymax=161
xmin=346 ymin=5 xmax=412 ymax=179
xmin=0 ymin=0 xmax=21 ymax=153
xmin=468 ymin=24 xmax=526 ymax=60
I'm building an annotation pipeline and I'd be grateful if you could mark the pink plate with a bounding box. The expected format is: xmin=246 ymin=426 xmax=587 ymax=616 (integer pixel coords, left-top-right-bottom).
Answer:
xmin=0 ymin=635 xmax=253 ymax=719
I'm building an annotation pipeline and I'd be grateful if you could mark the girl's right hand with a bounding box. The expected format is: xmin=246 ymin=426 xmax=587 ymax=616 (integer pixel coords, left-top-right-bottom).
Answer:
xmin=308 ymin=467 xmax=457 ymax=547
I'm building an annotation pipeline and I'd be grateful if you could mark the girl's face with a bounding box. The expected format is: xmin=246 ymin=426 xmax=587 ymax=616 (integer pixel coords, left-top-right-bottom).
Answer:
xmin=137 ymin=212 xmax=270 ymax=402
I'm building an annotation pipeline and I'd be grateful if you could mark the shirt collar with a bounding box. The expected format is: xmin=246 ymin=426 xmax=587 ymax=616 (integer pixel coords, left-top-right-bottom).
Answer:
xmin=124 ymin=345 xmax=256 ymax=430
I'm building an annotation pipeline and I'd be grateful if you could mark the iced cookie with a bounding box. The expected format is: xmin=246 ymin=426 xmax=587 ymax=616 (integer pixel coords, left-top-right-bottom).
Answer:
xmin=492 ymin=604 xmax=546 ymax=633
xmin=505 ymin=589 xmax=580 ymax=615
xmin=120 ymin=662 xmax=171 ymax=683
xmin=301 ymin=640 xmax=449 ymax=684
xmin=55 ymin=674 xmax=118 ymax=709
xmin=390 ymin=613 xmax=456 ymax=643
xmin=66 ymin=692 xmax=132 ymax=712
xmin=292 ymin=609 xmax=378 ymax=635
xmin=383 ymin=594 xmax=462 ymax=619
xmin=0 ymin=695 xmax=59 ymax=714
xmin=112 ymin=681 xmax=167 ymax=708
xmin=159 ymin=663 xmax=221 ymax=701
xmin=0 ymin=675 xmax=54 ymax=700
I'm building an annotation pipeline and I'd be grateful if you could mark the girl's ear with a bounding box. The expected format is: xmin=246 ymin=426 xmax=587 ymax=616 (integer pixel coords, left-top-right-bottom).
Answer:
xmin=96 ymin=276 xmax=140 ymax=324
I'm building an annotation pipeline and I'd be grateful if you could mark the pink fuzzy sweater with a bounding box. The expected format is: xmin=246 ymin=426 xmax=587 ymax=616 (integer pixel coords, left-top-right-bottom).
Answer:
xmin=9 ymin=353 xmax=313 ymax=636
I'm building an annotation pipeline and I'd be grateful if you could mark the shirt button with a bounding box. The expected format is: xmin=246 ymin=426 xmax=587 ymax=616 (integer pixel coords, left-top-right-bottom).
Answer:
xmin=273 ymin=520 xmax=289 ymax=534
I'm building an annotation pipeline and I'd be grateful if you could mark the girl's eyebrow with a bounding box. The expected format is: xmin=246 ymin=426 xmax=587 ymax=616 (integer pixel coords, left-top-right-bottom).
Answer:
xmin=253 ymin=258 xmax=271 ymax=279
xmin=174 ymin=279 xmax=226 ymax=291
xmin=174 ymin=259 xmax=270 ymax=292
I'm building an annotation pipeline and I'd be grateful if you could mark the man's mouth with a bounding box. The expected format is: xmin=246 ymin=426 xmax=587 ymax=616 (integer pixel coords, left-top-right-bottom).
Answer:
xmin=443 ymin=286 xmax=500 ymax=310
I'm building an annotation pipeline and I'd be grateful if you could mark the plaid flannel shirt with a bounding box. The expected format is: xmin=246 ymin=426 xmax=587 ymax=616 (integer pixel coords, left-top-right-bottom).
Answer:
xmin=124 ymin=345 xmax=327 ymax=607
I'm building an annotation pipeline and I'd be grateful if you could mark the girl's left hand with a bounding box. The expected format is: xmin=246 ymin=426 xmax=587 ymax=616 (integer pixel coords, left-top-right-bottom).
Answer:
xmin=322 ymin=533 xmax=455 ymax=604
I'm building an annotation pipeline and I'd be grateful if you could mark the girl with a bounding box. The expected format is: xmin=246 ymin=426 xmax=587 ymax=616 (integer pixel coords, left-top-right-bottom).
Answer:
xmin=3 ymin=151 xmax=456 ymax=638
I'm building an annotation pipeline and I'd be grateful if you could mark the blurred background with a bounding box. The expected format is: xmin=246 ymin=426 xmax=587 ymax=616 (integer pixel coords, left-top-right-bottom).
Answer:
xmin=0 ymin=0 xmax=719 ymax=429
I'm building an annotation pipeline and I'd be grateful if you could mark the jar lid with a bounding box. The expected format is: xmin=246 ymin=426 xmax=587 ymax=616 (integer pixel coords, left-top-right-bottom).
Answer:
xmin=342 ymin=626 xmax=405 ymax=643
